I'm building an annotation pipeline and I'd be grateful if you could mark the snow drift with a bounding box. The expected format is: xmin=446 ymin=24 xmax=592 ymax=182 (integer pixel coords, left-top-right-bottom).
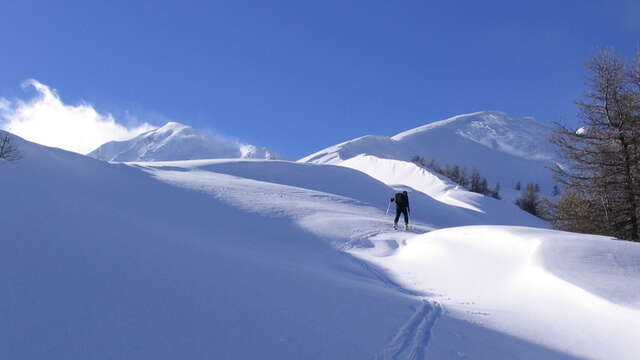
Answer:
xmin=357 ymin=226 xmax=640 ymax=359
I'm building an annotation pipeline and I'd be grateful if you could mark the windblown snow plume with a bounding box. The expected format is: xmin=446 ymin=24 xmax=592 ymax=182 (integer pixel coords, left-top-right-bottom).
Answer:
xmin=0 ymin=80 xmax=153 ymax=154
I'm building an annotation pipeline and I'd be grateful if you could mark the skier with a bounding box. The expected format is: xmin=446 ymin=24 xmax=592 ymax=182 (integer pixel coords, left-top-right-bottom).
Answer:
xmin=390 ymin=190 xmax=410 ymax=230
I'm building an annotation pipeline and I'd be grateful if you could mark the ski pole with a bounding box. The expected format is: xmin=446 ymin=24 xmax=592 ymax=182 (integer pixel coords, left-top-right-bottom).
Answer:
xmin=385 ymin=201 xmax=391 ymax=216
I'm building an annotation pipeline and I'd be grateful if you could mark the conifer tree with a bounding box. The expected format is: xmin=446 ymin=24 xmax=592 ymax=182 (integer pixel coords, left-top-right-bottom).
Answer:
xmin=0 ymin=132 xmax=21 ymax=162
xmin=516 ymin=184 xmax=541 ymax=217
xmin=493 ymin=182 xmax=501 ymax=199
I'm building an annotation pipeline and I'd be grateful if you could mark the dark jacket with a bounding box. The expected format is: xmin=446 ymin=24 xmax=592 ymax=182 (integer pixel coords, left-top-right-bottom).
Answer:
xmin=390 ymin=192 xmax=410 ymax=210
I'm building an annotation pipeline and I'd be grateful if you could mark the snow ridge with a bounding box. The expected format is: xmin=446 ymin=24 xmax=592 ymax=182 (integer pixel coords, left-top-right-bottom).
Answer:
xmin=300 ymin=111 xmax=558 ymax=193
xmin=390 ymin=111 xmax=553 ymax=160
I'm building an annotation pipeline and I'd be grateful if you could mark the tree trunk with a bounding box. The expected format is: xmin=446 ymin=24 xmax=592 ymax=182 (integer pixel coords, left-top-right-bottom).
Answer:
xmin=619 ymin=137 xmax=639 ymax=240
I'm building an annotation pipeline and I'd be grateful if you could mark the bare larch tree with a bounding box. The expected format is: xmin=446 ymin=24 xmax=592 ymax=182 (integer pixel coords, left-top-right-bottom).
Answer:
xmin=551 ymin=50 xmax=640 ymax=241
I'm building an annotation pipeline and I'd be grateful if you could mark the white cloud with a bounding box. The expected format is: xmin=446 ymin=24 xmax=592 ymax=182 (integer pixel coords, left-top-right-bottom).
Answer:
xmin=0 ymin=80 xmax=155 ymax=154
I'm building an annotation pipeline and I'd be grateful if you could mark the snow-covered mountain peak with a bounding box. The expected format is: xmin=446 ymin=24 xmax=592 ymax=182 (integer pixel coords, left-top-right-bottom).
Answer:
xmin=159 ymin=121 xmax=186 ymax=129
xmin=299 ymin=135 xmax=406 ymax=164
xmin=300 ymin=111 xmax=558 ymax=194
xmin=391 ymin=111 xmax=507 ymax=136
xmin=138 ymin=122 xmax=203 ymax=143
xmin=88 ymin=121 xmax=275 ymax=162
xmin=392 ymin=111 xmax=553 ymax=161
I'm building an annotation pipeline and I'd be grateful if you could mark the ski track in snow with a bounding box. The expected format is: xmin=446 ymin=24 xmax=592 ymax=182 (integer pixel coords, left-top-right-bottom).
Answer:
xmin=139 ymin=162 xmax=445 ymax=357
xmin=7 ymin=129 xmax=640 ymax=359
xmin=377 ymin=300 xmax=443 ymax=360
xmin=131 ymin=159 xmax=640 ymax=360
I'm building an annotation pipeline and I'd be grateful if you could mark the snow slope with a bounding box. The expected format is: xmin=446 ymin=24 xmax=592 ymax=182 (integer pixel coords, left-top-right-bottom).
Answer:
xmin=144 ymin=158 xmax=546 ymax=231
xmin=341 ymin=154 xmax=488 ymax=212
xmin=3 ymin=131 xmax=639 ymax=359
xmin=2 ymin=132 xmax=418 ymax=359
xmin=356 ymin=226 xmax=640 ymax=360
xmin=300 ymin=111 xmax=557 ymax=194
xmin=88 ymin=121 xmax=275 ymax=161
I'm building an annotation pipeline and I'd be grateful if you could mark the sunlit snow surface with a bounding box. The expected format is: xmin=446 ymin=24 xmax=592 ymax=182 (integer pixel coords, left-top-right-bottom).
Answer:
xmin=88 ymin=121 xmax=274 ymax=162
xmin=300 ymin=111 xmax=558 ymax=195
xmin=2 ymin=131 xmax=639 ymax=359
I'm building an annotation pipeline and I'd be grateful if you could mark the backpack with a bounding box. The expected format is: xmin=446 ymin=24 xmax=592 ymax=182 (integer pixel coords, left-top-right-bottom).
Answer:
xmin=394 ymin=192 xmax=408 ymax=207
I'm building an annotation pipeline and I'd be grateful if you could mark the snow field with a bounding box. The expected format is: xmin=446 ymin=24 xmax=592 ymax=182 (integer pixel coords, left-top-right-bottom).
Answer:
xmin=1 ymin=136 xmax=418 ymax=359
xmin=356 ymin=226 xmax=640 ymax=359
xmin=142 ymin=158 xmax=639 ymax=359
xmin=3 ymin=131 xmax=640 ymax=359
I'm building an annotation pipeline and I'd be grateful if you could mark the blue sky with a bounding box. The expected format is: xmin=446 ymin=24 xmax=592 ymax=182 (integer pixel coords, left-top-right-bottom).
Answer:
xmin=1 ymin=0 xmax=638 ymax=158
